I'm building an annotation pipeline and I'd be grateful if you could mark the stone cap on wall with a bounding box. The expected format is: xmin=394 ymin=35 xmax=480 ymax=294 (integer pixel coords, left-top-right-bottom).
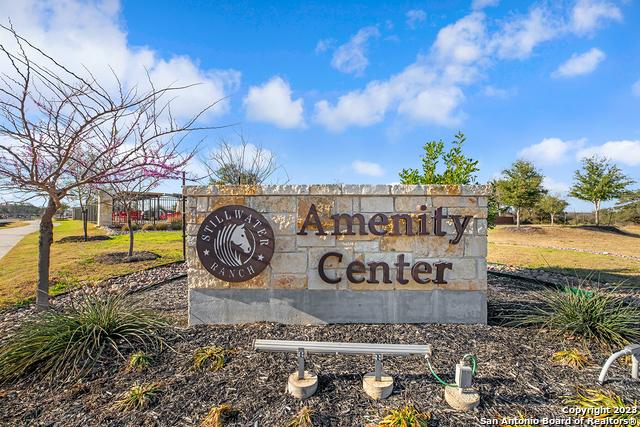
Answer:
xmin=183 ymin=184 xmax=491 ymax=197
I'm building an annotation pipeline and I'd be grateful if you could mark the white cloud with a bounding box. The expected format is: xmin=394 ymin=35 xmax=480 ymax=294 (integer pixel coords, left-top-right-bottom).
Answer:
xmin=552 ymin=48 xmax=605 ymax=78
xmin=432 ymin=12 xmax=486 ymax=66
xmin=632 ymin=79 xmax=640 ymax=97
xmin=352 ymin=160 xmax=385 ymax=177
xmin=397 ymin=85 xmax=465 ymax=125
xmin=519 ymin=137 xmax=587 ymax=165
xmin=315 ymin=38 xmax=334 ymax=54
xmin=314 ymin=2 xmax=624 ymax=132
xmin=314 ymin=64 xmax=440 ymax=131
xmin=0 ymin=0 xmax=239 ymax=122
xmin=482 ymin=85 xmax=509 ymax=98
xmin=472 ymin=0 xmax=500 ymax=10
xmin=243 ymin=77 xmax=305 ymax=129
xmin=315 ymin=13 xmax=484 ymax=131
xmin=577 ymin=140 xmax=640 ymax=166
xmin=331 ymin=26 xmax=380 ymax=75
xmin=406 ymin=9 xmax=427 ymax=29
xmin=490 ymin=7 xmax=561 ymax=60
xmin=571 ymin=0 xmax=622 ymax=35
xmin=543 ymin=176 xmax=570 ymax=194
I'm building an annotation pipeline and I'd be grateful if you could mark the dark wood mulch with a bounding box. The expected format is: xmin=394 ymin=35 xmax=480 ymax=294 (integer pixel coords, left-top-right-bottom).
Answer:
xmin=57 ymin=235 xmax=112 ymax=244
xmin=0 ymin=275 xmax=638 ymax=427
xmin=95 ymin=251 xmax=160 ymax=264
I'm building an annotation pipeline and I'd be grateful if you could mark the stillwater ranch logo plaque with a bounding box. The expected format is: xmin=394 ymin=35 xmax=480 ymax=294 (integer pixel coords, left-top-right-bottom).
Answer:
xmin=196 ymin=205 xmax=275 ymax=282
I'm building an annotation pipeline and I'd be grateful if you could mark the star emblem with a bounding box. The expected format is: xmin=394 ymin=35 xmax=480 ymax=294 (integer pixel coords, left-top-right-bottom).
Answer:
xmin=203 ymin=249 xmax=210 ymax=256
xmin=257 ymin=254 xmax=264 ymax=261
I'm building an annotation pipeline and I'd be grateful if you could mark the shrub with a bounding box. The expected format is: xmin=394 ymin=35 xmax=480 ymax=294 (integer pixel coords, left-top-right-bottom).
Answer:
xmin=0 ymin=294 xmax=170 ymax=383
xmin=155 ymin=222 xmax=169 ymax=231
xmin=201 ymin=403 xmax=237 ymax=427
xmin=288 ymin=406 xmax=315 ymax=427
xmin=141 ymin=223 xmax=155 ymax=231
xmin=566 ymin=389 xmax=639 ymax=423
xmin=121 ymin=223 xmax=140 ymax=232
xmin=114 ymin=382 xmax=160 ymax=411
xmin=128 ymin=351 xmax=152 ymax=372
xmin=550 ymin=349 xmax=589 ymax=369
xmin=378 ymin=405 xmax=431 ymax=427
xmin=193 ymin=346 xmax=226 ymax=371
xmin=511 ymin=286 xmax=640 ymax=348
xmin=170 ymin=221 xmax=183 ymax=230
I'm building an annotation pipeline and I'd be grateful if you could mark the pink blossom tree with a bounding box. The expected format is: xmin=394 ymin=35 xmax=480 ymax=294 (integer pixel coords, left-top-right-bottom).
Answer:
xmin=0 ymin=26 xmax=220 ymax=309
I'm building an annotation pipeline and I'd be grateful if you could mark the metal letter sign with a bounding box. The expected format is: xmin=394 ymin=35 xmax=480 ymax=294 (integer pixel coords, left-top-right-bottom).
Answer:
xmin=196 ymin=205 xmax=275 ymax=282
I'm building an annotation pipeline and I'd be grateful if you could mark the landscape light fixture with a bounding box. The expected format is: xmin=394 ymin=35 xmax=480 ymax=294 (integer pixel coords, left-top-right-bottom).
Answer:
xmin=598 ymin=344 xmax=640 ymax=384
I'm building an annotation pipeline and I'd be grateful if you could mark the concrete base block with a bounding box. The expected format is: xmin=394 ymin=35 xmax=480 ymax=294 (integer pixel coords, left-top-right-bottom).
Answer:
xmin=444 ymin=386 xmax=480 ymax=411
xmin=287 ymin=371 xmax=318 ymax=399
xmin=363 ymin=372 xmax=393 ymax=400
xmin=189 ymin=289 xmax=487 ymax=325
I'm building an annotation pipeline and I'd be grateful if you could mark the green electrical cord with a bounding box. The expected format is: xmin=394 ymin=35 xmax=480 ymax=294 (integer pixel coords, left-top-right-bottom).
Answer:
xmin=426 ymin=353 xmax=477 ymax=388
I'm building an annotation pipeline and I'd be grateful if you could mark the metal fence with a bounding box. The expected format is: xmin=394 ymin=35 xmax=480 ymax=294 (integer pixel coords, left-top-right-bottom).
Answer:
xmin=72 ymin=205 xmax=98 ymax=222
xmin=111 ymin=193 xmax=182 ymax=226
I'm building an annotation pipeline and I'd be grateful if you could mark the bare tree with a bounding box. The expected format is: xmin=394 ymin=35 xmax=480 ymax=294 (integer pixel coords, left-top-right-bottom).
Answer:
xmin=204 ymin=133 xmax=286 ymax=184
xmin=101 ymin=172 xmax=164 ymax=258
xmin=0 ymin=25 xmax=220 ymax=309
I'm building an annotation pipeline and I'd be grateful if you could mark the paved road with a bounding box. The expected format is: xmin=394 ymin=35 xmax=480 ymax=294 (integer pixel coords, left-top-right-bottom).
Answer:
xmin=0 ymin=221 xmax=40 ymax=261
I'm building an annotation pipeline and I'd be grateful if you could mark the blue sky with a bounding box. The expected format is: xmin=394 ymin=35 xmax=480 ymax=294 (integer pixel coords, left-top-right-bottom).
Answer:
xmin=2 ymin=0 xmax=640 ymax=210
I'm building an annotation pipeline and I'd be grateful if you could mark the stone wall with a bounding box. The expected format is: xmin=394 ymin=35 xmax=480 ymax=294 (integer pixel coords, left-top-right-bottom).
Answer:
xmin=186 ymin=184 xmax=490 ymax=325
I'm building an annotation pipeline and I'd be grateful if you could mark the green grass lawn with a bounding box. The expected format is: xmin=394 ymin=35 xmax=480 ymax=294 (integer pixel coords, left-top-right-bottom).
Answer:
xmin=0 ymin=220 xmax=183 ymax=308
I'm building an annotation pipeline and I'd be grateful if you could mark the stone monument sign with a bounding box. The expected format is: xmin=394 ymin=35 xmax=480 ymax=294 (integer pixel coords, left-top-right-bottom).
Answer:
xmin=185 ymin=184 xmax=490 ymax=325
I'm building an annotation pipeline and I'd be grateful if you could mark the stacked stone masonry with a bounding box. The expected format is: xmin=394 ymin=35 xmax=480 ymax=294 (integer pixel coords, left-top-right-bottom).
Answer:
xmin=186 ymin=184 xmax=489 ymax=296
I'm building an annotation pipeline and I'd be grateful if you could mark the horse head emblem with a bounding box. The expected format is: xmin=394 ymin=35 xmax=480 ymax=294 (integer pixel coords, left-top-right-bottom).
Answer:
xmin=214 ymin=223 xmax=254 ymax=267
xmin=230 ymin=224 xmax=251 ymax=254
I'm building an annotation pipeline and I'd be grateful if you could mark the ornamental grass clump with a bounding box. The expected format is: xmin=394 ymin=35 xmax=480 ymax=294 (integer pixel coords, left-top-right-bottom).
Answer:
xmin=114 ymin=382 xmax=161 ymax=411
xmin=288 ymin=406 xmax=315 ymax=427
xmin=512 ymin=285 xmax=640 ymax=348
xmin=201 ymin=403 xmax=237 ymax=427
xmin=550 ymin=348 xmax=590 ymax=369
xmin=0 ymin=294 xmax=169 ymax=383
xmin=566 ymin=389 xmax=639 ymax=422
xmin=193 ymin=346 xmax=226 ymax=371
xmin=378 ymin=405 xmax=431 ymax=427
xmin=128 ymin=351 xmax=153 ymax=372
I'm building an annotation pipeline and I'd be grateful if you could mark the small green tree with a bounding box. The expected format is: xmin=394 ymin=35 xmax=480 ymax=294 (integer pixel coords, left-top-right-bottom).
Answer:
xmin=494 ymin=160 xmax=546 ymax=227
xmin=399 ymin=132 xmax=479 ymax=185
xmin=569 ymin=156 xmax=633 ymax=226
xmin=537 ymin=194 xmax=569 ymax=225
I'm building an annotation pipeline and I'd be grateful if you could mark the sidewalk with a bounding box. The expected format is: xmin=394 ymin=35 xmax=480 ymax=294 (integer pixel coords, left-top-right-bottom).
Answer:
xmin=0 ymin=221 xmax=40 ymax=261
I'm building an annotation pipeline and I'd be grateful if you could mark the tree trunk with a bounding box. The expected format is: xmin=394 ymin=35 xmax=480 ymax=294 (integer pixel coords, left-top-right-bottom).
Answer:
xmin=550 ymin=213 xmax=555 ymax=226
xmin=36 ymin=198 xmax=58 ymax=310
xmin=82 ymin=209 xmax=88 ymax=241
xmin=127 ymin=209 xmax=134 ymax=257
xmin=594 ymin=200 xmax=600 ymax=226
xmin=516 ymin=208 xmax=520 ymax=228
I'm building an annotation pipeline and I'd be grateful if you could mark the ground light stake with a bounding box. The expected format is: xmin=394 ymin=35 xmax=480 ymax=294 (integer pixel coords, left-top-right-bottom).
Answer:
xmin=427 ymin=353 xmax=480 ymax=411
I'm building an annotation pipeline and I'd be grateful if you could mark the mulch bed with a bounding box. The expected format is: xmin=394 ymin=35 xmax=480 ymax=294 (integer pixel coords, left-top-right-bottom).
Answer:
xmin=95 ymin=251 xmax=160 ymax=264
xmin=57 ymin=235 xmax=112 ymax=244
xmin=0 ymin=275 xmax=638 ymax=426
